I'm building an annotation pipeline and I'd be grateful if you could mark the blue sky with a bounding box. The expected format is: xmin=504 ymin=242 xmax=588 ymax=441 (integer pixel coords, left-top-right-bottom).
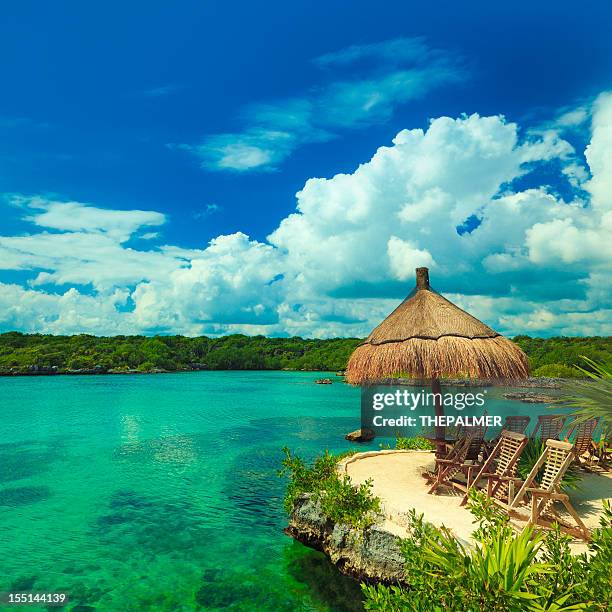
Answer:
xmin=1 ymin=1 xmax=611 ymax=337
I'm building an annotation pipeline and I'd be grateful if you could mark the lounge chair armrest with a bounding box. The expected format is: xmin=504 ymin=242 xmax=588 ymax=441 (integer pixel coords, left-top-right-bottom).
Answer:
xmin=528 ymin=489 xmax=569 ymax=501
xmin=482 ymin=474 xmax=522 ymax=482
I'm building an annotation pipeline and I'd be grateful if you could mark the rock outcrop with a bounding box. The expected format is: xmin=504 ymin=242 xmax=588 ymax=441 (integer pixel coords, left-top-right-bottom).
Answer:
xmin=503 ymin=391 xmax=558 ymax=403
xmin=284 ymin=493 xmax=406 ymax=584
xmin=345 ymin=428 xmax=375 ymax=442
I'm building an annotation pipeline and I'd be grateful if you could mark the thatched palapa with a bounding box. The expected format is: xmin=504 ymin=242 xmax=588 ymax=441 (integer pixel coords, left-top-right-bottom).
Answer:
xmin=345 ymin=268 xmax=529 ymax=385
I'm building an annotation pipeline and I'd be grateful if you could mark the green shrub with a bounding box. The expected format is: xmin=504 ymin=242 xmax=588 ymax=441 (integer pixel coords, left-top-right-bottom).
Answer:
xmin=517 ymin=438 xmax=582 ymax=491
xmin=395 ymin=436 xmax=434 ymax=451
xmin=278 ymin=447 xmax=380 ymax=530
xmin=379 ymin=436 xmax=435 ymax=451
xmin=318 ymin=474 xmax=381 ymax=531
xmin=562 ymin=357 xmax=612 ymax=439
xmin=278 ymin=447 xmax=339 ymax=514
xmin=362 ymin=491 xmax=611 ymax=611
xmin=533 ymin=363 xmax=582 ymax=378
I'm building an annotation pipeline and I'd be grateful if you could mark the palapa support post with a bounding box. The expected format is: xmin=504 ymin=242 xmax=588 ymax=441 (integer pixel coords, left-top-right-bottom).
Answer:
xmin=415 ymin=267 xmax=430 ymax=290
xmin=431 ymin=377 xmax=445 ymax=455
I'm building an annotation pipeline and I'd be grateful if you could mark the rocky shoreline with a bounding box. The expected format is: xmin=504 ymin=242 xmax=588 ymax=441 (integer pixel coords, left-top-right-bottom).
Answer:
xmin=382 ymin=376 xmax=567 ymax=389
xmin=502 ymin=391 xmax=560 ymax=403
xmin=285 ymin=493 xmax=406 ymax=584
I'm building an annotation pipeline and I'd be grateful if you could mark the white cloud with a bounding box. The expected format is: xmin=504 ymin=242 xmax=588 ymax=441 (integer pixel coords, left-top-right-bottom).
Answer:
xmin=183 ymin=37 xmax=464 ymax=172
xmin=187 ymin=129 xmax=300 ymax=172
xmin=526 ymin=216 xmax=612 ymax=266
xmin=0 ymin=283 xmax=133 ymax=336
xmin=314 ymin=37 xmax=436 ymax=68
xmin=14 ymin=196 xmax=165 ymax=242
xmin=556 ymin=106 xmax=590 ymax=128
xmin=131 ymin=233 xmax=283 ymax=333
xmin=584 ymin=92 xmax=612 ymax=210
xmin=387 ymin=237 xmax=436 ymax=281
xmin=0 ymin=198 xmax=186 ymax=291
xmin=1 ymin=93 xmax=612 ymax=338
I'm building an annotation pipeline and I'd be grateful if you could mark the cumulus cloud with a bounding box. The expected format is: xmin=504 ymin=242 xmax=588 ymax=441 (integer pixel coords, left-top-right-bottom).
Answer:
xmin=1 ymin=92 xmax=611 ymax=338
xmin=130 ymin=233 xmax=283 ymax=333
xmin=182 ymin=37 xmax=464 ymax=172
xmin=0 ymin=283 xmax=133 ymax=336
xmin=0 ymin=199 xmax=186 ymax=292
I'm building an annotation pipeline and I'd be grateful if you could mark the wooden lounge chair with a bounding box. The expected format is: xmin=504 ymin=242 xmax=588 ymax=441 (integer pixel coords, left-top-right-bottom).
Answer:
xmin=565 ymin=417 xmax=600 ymax=467
xmin=531 ymin=414 xmax=568 ymax=442
xmin=426 ymin=434 xmax=474 ymax=495
xmin=443 ymin=411 xmax=488 ymax=459
xmin=502 ymin=415 xmax=530 ymax=435
xmin=427 ymin=426 xmax=489 ymax=496
xmin=593 ymin=436 xmax=611 ymax=467
xmin=460 ymin=430 xmax=528 ymax=505
xmin=464 ymin=414 xmax=489 ymax=462
xmin=506 ymin=439 xmax=590 ymax=541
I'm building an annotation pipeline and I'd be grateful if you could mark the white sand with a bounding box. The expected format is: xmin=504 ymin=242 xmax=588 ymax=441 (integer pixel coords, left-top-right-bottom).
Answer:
xmin=339 ymin=450 xmax=612 ymax=553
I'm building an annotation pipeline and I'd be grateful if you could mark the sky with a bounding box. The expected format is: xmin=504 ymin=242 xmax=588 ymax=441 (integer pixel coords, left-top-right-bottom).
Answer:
xmin=0 ymin=0 xmax=611 ymax=338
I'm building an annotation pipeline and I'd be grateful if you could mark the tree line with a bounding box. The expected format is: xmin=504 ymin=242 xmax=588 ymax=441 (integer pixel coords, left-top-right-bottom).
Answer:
xmin=0 ymin=331 xmax=609 ymax=376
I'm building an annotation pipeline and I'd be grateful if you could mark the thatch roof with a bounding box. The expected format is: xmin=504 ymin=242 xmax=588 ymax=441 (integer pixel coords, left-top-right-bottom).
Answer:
xmin=345 ymin=268 xmax=529 ymax=384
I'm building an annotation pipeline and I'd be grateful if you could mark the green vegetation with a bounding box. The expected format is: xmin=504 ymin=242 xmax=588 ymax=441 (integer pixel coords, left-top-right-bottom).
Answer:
xmin=395 ymin=436 xmax=435 ymax=451
xmin=279 ymin=447 xmax=381 ymax=531
xmin=362 ymin=490 xmax=611 ymax=611
xmin=0 ymin=332 xmax=609 ymax=376
xmin=380 ymin=436 xmax=435 ymax=451
xmin=517 ymin=438 xmax=582 ymax=491
xmin=562 ymin=358 xmax=612 ymax=439
xmin=0 ymin=332 xmax=361 ymax=374
xmin=533 ymin=363 xmax=578 ymax=378
xmin=513 ymin=335 xmax=612 ymax=378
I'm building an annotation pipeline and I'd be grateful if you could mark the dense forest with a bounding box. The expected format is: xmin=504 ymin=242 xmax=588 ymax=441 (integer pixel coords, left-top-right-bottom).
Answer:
xmin=0 ymin=332 xmax=610 ymax=377
xmin=0 ymin=332 xmax=361 ymax=374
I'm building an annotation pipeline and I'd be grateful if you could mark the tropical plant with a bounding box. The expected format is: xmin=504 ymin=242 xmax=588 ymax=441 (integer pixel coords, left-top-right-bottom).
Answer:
xmin=395 ymin=436 xmax=434 ymax=450
xmin=517 ymin=438 xmax=582 ymax=491
xmin=362 ymin=490 xmax=611 ymax=611
xmin=533 ymin=363 xmax=582 ymax=378
xmin=317 ymin=474 xmax=381 ymax=530
xmin=278 ymin=447 xmax=380 ymax=530
xmin=379 ymin=436 xmax=435 ymax=451
xmin=278 ymin=447 xmax=341 ymax=513
xmin=562 ymin=357 xmax=612 ymax=439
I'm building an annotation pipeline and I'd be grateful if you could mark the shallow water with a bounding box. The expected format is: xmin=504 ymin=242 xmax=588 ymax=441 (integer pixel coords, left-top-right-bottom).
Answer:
xmin=0 ymin=372 xmax=556 ymax=610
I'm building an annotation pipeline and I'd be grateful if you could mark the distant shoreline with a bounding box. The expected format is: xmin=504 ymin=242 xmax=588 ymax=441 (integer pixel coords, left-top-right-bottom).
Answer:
xmin=0 ymin=366 xmax=338 ymax=377
xmin=0 ymin=332 xmax=609 ymax=381
xmin=0 ymin=367 xmax=571 ymax=389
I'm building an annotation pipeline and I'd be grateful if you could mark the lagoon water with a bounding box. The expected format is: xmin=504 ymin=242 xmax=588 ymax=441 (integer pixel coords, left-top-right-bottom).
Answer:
xmin=0 ymin=372 xmax=552 ymax=610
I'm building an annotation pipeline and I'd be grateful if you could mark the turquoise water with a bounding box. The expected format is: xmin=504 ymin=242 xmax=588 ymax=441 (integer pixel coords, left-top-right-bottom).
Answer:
xmin=0 ymin=372 xmax=556 ymax=611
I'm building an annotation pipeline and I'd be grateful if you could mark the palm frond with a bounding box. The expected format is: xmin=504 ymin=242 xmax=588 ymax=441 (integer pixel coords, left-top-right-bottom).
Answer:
xmin=560 ymin=357 xmax=612 ymax=440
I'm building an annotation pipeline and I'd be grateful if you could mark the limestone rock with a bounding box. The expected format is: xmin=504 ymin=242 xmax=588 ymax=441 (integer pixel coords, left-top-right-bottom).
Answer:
xmin=284 ymin=493 xmax=405 ymax=583
xmin=503 ymin=391 xmax=558 ymax=403
xmin=345 ymin=428 xmax=375 ymax=442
